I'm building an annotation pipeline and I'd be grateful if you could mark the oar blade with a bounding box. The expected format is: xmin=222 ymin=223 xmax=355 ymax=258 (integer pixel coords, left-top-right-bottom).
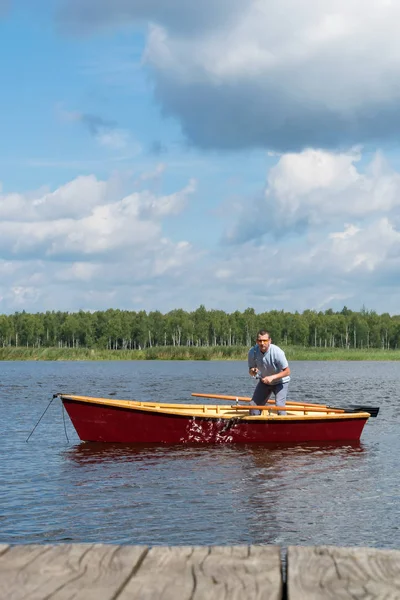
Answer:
xmin=328 ymin=404 xmax=380 ymax=417
xmin=349 ymin=405 xmax=380 ymax=417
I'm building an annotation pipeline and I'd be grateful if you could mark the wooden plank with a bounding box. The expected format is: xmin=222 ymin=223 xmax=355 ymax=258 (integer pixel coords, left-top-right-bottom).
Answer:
xmin=287 ymin=545 xmax=400 ymax=600
xmin=119 ymin=545 xmax=282 ymax=600
xmin=0 ymin=543 xmax=147 ymax=600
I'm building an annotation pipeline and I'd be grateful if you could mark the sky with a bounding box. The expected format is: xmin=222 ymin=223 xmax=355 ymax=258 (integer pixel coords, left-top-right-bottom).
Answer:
xmin=1 ymin=0 xmax=400 ymax=315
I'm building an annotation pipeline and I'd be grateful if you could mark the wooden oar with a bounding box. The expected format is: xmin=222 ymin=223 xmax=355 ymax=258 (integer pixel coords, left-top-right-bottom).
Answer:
xmin=227 ymin=405 xmax=346 ymax=414
xmin=192 ymin=392 xmax=326 ymax=408
xmin=191 ymin=393 xmax=379 ymax=417
xmin=193 ymin=393 xmax=254 ymax=402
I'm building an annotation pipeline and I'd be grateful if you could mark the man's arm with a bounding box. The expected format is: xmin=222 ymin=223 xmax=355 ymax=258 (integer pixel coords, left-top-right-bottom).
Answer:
xmin=261 ymin=366 xmax=290 ymax=385
xmin=248 ymin=347 xmax=257 ymax=376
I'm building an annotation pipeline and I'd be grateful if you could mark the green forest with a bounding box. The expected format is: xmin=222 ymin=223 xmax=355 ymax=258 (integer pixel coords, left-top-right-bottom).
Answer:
xmin=0 ymin=305 xmax=399 ymax=352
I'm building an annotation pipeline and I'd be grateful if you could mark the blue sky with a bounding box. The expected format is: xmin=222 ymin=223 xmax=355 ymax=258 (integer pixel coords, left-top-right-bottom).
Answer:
xmin=1 ymin=0 xmax=400 ymax=315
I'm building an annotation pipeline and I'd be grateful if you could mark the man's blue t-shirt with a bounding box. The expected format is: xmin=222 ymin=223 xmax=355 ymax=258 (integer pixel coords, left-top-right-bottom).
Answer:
xmin=248 ymin=344 xmax=290 ymax=384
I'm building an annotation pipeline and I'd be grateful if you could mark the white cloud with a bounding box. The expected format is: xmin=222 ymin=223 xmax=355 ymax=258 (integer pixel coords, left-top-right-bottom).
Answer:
xmin=330 ymin=224 xmax=360 ymax=240
xmin=205 ymin=146 xmax=400 ymax=313
xmin=326 ymin=218 xmax=400 ymax=273
xmin=0 ymin=173 xmax=196 ymax=260
xmin=203 ymin=216 xmax=400 ymax=313
xmin=266 ymin=148 xmax=362 ymax=199
xmin=1 ymin=149 xmax=400 ymax=315
xmin=0 ymin=169 xmax=203 ymax=312
xmin=272 ymin=148 xmax=400 ymax=220
xmin=135 ymin=178 xmax=196 ymax=218
xmin=226 ymin=148 xmax=400 ymax=242
xmin=0 ymin=175 xmax=108 ymax=221
xmin=59 ymin=0 xmax=400 ymax=151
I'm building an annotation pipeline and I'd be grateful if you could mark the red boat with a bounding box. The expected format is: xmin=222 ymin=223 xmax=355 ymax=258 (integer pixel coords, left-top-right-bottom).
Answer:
xmin=58 ymin=394 xmax=371 ymax=444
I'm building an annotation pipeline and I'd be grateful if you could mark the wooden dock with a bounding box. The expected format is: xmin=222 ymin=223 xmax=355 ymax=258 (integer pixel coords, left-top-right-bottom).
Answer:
xmin=1 ymin=543 xmax=399 ymax=599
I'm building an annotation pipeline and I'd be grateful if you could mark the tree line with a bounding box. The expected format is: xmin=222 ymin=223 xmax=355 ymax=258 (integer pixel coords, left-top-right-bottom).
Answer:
xmin=0 ymin=305 xmax=399 ymax=351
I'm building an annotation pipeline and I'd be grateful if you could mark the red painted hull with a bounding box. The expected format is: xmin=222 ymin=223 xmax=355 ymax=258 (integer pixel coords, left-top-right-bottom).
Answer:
xmin=62 ymin=399 xmax=368 ymax=444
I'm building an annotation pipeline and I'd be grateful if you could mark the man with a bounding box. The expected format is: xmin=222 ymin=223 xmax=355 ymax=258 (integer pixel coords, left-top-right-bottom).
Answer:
xmin=248 ymin=330 xmax=290 ymax=416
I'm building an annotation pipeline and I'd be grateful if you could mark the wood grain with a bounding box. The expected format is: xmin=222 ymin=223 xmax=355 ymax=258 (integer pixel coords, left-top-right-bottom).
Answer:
xmin=119 ymin=545 xmax=282 ymax=600
xmin=287 ymin=545 xmax=400 ymax=600
xmin=0 ymin=543 xmax=147 ymax=600
xmin=3 ymin=543 xmax=399 ymax=600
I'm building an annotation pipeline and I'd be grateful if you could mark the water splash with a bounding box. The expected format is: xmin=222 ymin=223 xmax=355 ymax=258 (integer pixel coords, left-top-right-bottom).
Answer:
xmin=180 ymin=417 xmax=235 ymax=444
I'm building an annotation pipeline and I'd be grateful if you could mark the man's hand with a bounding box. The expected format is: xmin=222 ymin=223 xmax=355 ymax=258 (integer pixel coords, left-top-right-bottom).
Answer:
xmin=261 ymin=375 xmax=275 ymax=385
xmin=249 ymin=367 xmax=258 ymax=377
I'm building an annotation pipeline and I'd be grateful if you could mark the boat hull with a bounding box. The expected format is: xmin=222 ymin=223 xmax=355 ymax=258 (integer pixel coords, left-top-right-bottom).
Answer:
xmin=62 ymin=398 xmax=368 ymax=444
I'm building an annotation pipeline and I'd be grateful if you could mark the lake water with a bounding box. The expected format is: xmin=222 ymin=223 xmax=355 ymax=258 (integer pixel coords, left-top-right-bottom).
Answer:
xmin=1 ymin=360 xmax=399 ymax=549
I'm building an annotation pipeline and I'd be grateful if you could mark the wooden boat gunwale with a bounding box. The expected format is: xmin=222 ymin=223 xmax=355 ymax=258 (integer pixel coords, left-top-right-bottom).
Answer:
xmin=58 ymin=393 xmax=371 ymax=444
xmin=59 ymin=394 xmax=371 ymax=422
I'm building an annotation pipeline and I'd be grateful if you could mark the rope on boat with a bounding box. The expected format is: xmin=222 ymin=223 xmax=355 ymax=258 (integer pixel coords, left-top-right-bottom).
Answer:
xmin=26 ymin=393 xmax=70 ymax=443
xmin=26 ymin=394 xmax=58 ymax=442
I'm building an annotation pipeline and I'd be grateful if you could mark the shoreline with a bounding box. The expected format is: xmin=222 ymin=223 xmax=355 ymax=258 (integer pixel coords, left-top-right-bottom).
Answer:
xmin=1 ymin=346 xmax=399 ymax=361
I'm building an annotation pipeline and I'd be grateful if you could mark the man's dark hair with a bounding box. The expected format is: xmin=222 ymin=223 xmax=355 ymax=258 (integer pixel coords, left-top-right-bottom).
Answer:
xmin=256 ymin=329 xmax=271 ymax=339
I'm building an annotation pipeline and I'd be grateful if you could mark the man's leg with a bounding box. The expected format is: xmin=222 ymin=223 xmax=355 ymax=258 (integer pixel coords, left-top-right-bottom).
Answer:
xmin=250 ymin=381 xmax=274 ymax=416
xmin=274 ymin=382 xmax=289 ymax=416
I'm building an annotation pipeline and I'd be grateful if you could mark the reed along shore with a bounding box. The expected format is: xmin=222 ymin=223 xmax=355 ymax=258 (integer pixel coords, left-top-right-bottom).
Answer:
xmin=1 ymin=346 xmax=399 ymax=361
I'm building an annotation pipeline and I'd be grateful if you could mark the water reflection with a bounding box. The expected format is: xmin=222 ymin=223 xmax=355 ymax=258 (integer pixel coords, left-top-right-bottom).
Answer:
xmin=248 ymin=440 xmax=364 ymax=458
xmin=245 ymin=442 xmax=365 ymax=486
xmin=64 ymin=442 xmax=232 ymax=466
xmin=65 ymin=442 xmax=173 ymax=465
xmin=65 ymin=439 xmax=364 ymax=465
xmin=242 ymin=442 xmax=366 ymax=544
